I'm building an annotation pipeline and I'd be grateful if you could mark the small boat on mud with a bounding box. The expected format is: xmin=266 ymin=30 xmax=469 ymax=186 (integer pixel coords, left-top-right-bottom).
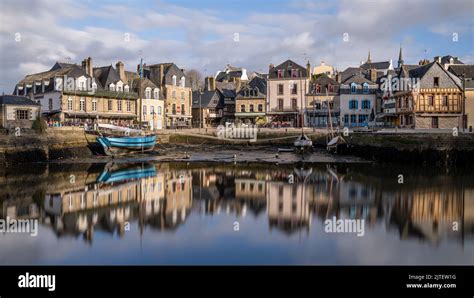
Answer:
xmin=93 ymin=124 xmax=157 ymax=156
xmin=294 ymin=134 xmax=313 ymax=152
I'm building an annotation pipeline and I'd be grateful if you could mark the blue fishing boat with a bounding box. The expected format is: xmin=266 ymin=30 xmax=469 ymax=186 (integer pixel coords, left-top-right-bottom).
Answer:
xmin=97 ymin=163 xmax=156 ymax=184
xmin=94 ymin=124 xmax=157 ymax=156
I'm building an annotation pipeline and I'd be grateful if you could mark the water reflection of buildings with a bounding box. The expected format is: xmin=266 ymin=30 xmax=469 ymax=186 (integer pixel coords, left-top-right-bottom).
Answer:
xmin=1 ymin=163 xmax=473 ymax=245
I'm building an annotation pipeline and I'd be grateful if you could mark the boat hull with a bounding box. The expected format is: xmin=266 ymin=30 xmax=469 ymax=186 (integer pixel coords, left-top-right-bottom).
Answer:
xmin=97 ymin=135 xmax=156 ymax=155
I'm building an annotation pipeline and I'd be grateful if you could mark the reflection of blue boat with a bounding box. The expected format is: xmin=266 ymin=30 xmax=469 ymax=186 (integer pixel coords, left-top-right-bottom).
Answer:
xmin=97 ymin=164 xmax=156 ymax=184
xmin=94 ymin=124 xmax=157 ymax=156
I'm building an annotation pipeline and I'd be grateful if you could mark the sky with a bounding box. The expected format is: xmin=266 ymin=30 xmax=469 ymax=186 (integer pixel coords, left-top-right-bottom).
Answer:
xmin=0 ymin=0 xmax=472 ymax=93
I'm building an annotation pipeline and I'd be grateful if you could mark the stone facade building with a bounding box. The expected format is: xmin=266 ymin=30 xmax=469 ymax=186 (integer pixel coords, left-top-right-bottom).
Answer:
xmin=0 ymin=95 xmax=41 ymax=129
xmin=266 ymin=59 xmax=310 ymax=127
xmin=234 ymin=76 xmax=267 ymax=124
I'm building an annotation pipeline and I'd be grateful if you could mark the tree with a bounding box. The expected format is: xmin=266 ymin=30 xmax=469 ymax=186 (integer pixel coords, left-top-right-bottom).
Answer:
xmin=185 ymin=69 xmax=204 ymax=91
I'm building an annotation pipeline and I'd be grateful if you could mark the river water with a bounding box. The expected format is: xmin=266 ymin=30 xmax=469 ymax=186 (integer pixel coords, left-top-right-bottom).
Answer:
xmin=0 ymin=161 xmax=473 ymax=265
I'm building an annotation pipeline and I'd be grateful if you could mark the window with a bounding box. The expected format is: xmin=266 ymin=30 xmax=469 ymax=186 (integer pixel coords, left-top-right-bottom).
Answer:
xmin=117 ymin=100 xmax=122 ymax=111
xmin=278 ymin=98 xmax=283 ymax=111
xmin=432 ymin=116 xmax=439 ymax=128
xmin=316 ymin=85 xmax=321 ymax=93
xmin=117 ymin=85 xmax=122 ymax=92
xmin=157 ymin=106 xmax=162 ymax=115
xmin=172 ymin=91 xmax=176 ymax=99
xmin=349 ymin=100 xmax=358 ymax=110
xmin=181 ymin=92 xmax=185 ymax=100
xmin=92 ymin=99 xmax=97 ymax=111
xmin=434 ymin=77 xmax=439 ymax=88
xmin=362 ymin=100 xmax=371 ymax=109
xmin=277 ymin=84 xmax=284 ymax=95
xmin=291 ymin=69 xmax=298 ymax=77
xmin=127 ymin=100 xmax=131 ymax=112
xmin=241 ymin=105 xmax=245 ymax=112
xmin=258 ymin=104 xmax=263 ymax=112
xmin=172 ymin=75 xmax=177 ymax=86
xmin=108 ymin=99 xmax=113 ymax=111
xmin=250 ymin=104 xmax=254 ymax=112
xmin=180 ymin=76 xmax=185 ymax=87
xmin=350 ymin=114 xmax=357 ymax=124
xmin=110 ymin=84 xmax=115 ymax=91
xmin=143 ymin=105 xmax=147 ymax=116
xmin=79 ymin=97 xmax=85 ymax=111
xmin=16 ymin=110 xmax=29 ymax=120
xmin=124 ymin=85 xmax=129 ymax=92
xmin=363 ymin=84 xmax=369 ymax=93
xmin=48 ymin=98 xmax=53 ymax=110
xmin=172 ymin=104 xmax=176 ymax=114
xmin=154 ymin=89 xmax=159 ymax=99
xmin=67 ymin=97 xmax=73 ymax=111
xmin=351 ymin=84 xmax=357 ymax=93
xmin=145 ymin=88 xmax=151 ymax=99
xmin=328 ymin=84 xmax=334 ymax=93
xmin=442 ymin=95 xmax=448 ymax=106
xmin=181 ymin=104 xmax=185 ymax=114
xmin=150 ymin=106 xmax=154 ymax=115
xmin=359 ymin=115 xmax=368 ymax=123
xmin=428 ymin=95 xmax=434 ymax=106
xmin=277 ymin=69 xmax=283 ymax=78
xmin=291 ymin=83 xmax=297 ymax=95
xmin=291 ymin=98 xmax=297 ymax=110
xmin=344 ymin=115 xmax=349 ymax=124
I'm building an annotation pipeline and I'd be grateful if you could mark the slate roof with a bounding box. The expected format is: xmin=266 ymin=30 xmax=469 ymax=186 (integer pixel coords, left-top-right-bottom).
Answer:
xmin=268 ymin=59 xmax=308 ymax=79
xmin=145 ymin=63 xmax=191 ymax=87
xmin=17 ymin=63 xmax=89 ymax=85
xmin=448 ymin=65 xmax=474 ymax=79
xmin=440 ymin=55 xmax=463 ymax=65
xmin=340 ymin=67 xmax=363 ymax=82
xmin=0 ymin=95 xmax=40 ymax=106
xmin=93 ymin=65 xmax=121 ymax=89
xmin=248 ymin=76 xmax=267 ymax=95
xmin=360 ymin=61 xmax=391 ymax=70
xmin=342 ymin=73 xmax=375 ymax=85
xmin=192 ymin=90 xmax=222 ymax=108
xmin=307 ymin=74 xmax=339 ymax=95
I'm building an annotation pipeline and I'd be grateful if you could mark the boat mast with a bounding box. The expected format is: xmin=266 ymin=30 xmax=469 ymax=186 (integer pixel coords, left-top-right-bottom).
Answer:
xmin=327 ymin=89 xmax=334 ymax=139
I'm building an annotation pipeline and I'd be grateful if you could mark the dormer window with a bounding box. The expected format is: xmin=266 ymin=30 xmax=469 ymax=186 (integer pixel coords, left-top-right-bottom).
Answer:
xmin=291 ymin=69 xmax=298 ymax=78
xmin=316 ymin=85 xmax=321 ymax=93
xmin=110 ymin=83 xmax=115 ymax=91
xmin=180 ymin=76 xmax=185 ymax=87
xmin=124 ymin=85 xmax=129 ymax=92
xmin=328 ymin=84 xmax=334 ymax=93
xmin=277 ymin=69 xmax=283 ymax=78
xmin=153 ymin=88 xmax=159 ymax=99
xmin=351 ymin=83 xmax=357 ymax=93
xmin=117 ymin=85 xmax=123 ymax=92
xmin=172 ymin=75 xmax=177 ymax=86
xmin=363 ymin=83 xmax=369 ymax=94
xmin=145 ymin=87 xmax=151 ymax=99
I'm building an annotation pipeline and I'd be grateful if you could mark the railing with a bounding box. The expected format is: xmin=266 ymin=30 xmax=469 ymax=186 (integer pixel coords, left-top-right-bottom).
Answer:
xmin=270 ymin=107 xmax=299 ymax=112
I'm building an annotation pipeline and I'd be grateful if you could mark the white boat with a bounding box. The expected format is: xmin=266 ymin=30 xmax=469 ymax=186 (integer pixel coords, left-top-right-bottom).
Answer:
xmin=294 ymin=134 xmax=313 ymax=151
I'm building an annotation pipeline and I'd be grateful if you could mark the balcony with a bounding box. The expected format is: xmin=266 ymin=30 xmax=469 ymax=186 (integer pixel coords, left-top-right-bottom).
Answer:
xmin=270 ymin=107 xmax=299 ymax=113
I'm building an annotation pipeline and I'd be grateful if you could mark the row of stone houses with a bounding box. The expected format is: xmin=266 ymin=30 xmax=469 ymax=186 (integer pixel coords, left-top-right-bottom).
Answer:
xmin=12 ymin=58 xmax=193 ymax=129
xmin=9 ymin=52 xmax=474 ymax=131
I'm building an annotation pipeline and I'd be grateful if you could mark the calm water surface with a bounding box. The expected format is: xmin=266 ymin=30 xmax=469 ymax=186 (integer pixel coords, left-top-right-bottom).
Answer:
xmin=0 ymin=162 xmax=473 ymax=265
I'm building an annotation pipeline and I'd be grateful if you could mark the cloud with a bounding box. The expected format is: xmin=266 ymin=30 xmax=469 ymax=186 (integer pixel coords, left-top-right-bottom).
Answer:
xmin=0 ymin=0 xmax=472 ymax=93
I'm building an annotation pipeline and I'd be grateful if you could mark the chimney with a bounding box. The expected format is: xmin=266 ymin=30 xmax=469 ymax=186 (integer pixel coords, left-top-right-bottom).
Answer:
xmin=205 ymin=77 xmax=215 ymax=91
xmin=369 ymin=68 xmax=377 ymax=83
xmin=86 ymin=57 xmax=93 ymax=76
xmin=159 ymin=64 xmax=164 ymax=86
xmin=235 ymin=77 xmax=241 ymax=90
xmin=306 ymin=61 xmax=311 ymax=78
xmin=116 ymin=61 xmax=126 ymax=82
xmin=335 ymin=71 xmax=341 ymax=83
